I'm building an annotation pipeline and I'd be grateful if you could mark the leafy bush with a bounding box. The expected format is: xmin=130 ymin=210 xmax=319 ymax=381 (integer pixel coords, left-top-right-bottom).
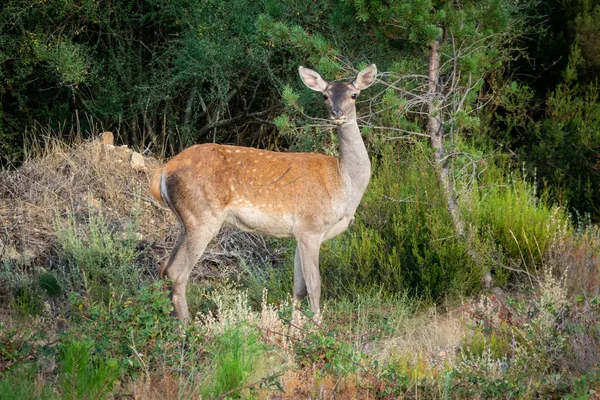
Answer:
xmin=467 ymin=165 xmax=569 ymax=267
xmin=294 ymin=329 xmax=362 ymax=375
xmin=67 ymin=281 xmax=204 ymax=376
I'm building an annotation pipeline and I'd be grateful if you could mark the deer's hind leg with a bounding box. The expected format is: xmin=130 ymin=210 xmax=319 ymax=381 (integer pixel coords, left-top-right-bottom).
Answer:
xmin=161 ymin=212 xmax=223 ymax=320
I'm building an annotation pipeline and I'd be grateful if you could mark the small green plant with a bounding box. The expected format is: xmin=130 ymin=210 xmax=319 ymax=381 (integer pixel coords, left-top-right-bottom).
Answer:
xmin=374 ymin=361 xmax=412 ymax=397
xmin=0 ymin=258 xmax=43 ymax=316
xmin=58 ymin=340 xmax=119 ymax=400
xmin=462 ymin=326 xmax=514 ymax=361
xmin=38 ymin=271 xmax=61 ymax=297
xmin=565 ymin=376 xmax=592 ymax=400
xmin=294 ymin=328 xmax=362 ymax=375
xmin=202 ymin=324 xmax=264 ymax=398
xmin=10 ymin=286 xmax=43 ymax=316
xmin=0 ymin=363 xmax=52 ymax=400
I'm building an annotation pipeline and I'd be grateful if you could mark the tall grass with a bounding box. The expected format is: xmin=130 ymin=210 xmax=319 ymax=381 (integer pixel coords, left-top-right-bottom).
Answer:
xmin=0 ymin=364 xmax=52 ymax=400
xmin=464 ymin=161 xmax=570 ymax=284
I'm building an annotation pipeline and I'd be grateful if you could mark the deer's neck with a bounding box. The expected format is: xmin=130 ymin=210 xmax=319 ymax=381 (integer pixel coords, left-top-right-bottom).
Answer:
xmin=337 ymin=120 xmax=371 ymax=210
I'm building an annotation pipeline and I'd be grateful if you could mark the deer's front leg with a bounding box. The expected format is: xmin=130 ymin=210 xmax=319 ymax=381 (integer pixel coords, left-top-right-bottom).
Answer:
xmin=293 ymin=246 xmax=307 ymax=301
xmin=296 ymin=236 xmax=322 ymax=324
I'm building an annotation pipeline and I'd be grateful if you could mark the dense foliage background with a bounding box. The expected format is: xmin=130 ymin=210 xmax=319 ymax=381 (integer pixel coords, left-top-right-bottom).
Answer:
xmin=2 ymin=0 xmax=600 ymax=220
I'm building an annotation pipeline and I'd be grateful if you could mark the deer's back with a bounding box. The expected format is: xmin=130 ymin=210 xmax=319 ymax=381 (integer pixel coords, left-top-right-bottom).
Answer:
xmin=161 ymin=143 xmax=346 ymax=237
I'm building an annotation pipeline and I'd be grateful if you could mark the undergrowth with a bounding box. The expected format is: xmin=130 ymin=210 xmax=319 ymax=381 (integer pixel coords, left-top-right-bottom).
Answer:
xmin=56 ymin=207 xmax=142 ymax=303
xmin=0 ymin=141 xmax=598 ymax=398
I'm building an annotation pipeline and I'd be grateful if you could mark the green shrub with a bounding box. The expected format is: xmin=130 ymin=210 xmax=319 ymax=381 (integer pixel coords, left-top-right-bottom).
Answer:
xmin=467 ymin=167 xmax=569 ymax=266
xmin=320 ymin=143 xmax=481 ymax=301
xmin=10 ymin=285 xmax=44 ymax=316
xmin=294 ymin=329 xmax=362 ymax=375
xmin=38 ymin=271 xmax=61 ymax=297
xmin=55 ymin=207 xmax=141 ymax=302
xmin=462 ymin=326 xmax=514 ymax=361
xmin=0 ymin=258 xmax=45 ymax=316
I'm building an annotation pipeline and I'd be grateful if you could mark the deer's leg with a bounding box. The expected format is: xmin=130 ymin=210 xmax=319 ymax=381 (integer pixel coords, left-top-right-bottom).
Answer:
xmin=296 ymin=236 xmax=322 ymax=324
xmin=161 ymin=215 xmax=222 ymax=320
xmin=292 ymin=246 xmax=308 ymax=327
xmin=293 ymin=246 xmax=307 ymax=301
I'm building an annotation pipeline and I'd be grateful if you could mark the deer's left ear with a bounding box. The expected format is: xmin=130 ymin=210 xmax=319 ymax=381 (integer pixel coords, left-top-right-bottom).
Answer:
xmin=353 ymin=64 xmax=377 ymax=91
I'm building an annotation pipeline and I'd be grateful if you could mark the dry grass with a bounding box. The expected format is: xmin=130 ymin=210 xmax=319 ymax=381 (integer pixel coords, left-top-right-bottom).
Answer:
xmin=375 ymin=305 xmax=468 ymax=369
xmin=0 ymin=137 xmax=283 ymax=281
xmin=546 ymin=225 xmax=600 ymax=297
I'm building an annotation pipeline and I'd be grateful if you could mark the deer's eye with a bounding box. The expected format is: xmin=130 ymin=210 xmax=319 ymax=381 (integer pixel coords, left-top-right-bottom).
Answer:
xmin=323 ymin=95 xmax=328 ymax=100
xmin=351 ymin=93 xmax=358 ymax=99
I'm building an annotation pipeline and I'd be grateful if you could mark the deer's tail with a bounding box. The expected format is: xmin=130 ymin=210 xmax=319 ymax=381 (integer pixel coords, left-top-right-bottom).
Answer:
xmin=151 ymin=167 xmax=169 ymax=208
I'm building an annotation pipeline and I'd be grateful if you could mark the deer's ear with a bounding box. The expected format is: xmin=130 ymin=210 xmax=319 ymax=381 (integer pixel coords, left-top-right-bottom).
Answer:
xmin=299 ymin=66 xmax=328 ymax=92
xmin=353 ymin=64 xmax=377 ymax=91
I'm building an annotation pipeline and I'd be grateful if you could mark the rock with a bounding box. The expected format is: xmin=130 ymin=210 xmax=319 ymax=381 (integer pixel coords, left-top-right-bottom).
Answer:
xmin=100 ymin=131 xmax=114 ymax=146
xmin=482 ymin=271 xmax=493 ymax=289
xmin=130 ymin=151 xmax=145 ymax=169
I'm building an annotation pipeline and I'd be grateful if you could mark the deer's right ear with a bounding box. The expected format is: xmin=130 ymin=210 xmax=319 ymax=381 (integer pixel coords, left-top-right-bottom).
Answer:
xmin=299 ymin=66 xmax=328 ymax=92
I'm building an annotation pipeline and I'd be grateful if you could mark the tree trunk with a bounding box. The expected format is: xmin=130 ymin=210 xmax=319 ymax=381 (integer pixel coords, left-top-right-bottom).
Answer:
xmin=427 ymin=35 xmax=491 ymax=287
xmin=427 ymin=36 xmax=465 ymax=237
xmin=183 ymin=80 xmax=198 ymax=142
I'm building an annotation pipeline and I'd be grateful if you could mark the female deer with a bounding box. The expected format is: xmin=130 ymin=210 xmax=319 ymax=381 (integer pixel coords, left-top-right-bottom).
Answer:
xmin=152 ymin=65 xmax=377 ymax=322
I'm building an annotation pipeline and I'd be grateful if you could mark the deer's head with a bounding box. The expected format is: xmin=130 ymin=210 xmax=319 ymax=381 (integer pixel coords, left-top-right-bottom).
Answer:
xmin=299 ymin=64 xmax=377 ymax=125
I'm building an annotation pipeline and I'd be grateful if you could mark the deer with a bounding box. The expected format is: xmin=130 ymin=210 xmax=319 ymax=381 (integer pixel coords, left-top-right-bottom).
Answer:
xmin=151 ymin=64 xmax=377 ymax=323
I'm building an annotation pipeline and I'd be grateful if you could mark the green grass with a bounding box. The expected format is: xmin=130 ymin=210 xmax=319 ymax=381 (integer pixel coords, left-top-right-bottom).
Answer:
xmin=0 ymin=364 xmax=52 ymax=400
xmin=202 ymin=325 xmax=264 ymax=398
xmin=58 ymin=340 xmax=119 ymax=400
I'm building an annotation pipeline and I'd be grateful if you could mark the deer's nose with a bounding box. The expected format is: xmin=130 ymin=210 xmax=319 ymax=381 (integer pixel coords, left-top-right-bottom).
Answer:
xmin=331 ymin=108 xmax=344 ymax=119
